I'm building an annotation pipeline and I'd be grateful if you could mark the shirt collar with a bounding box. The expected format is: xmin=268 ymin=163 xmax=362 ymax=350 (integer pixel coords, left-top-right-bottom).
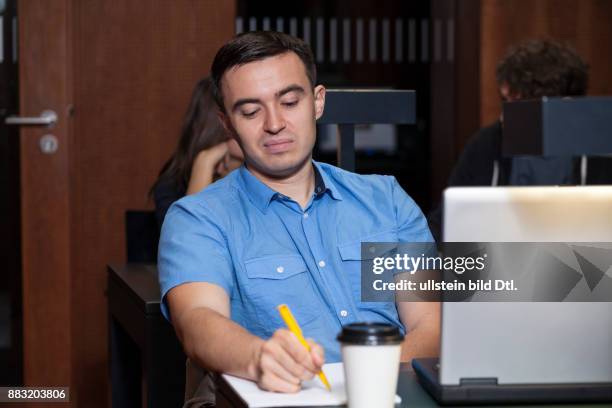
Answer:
xmin=312 ymin=161 xmax=343 ymax=201
xmin=237 ymin=165 xmax=278 ymax=213
xmin=237 ymin=161 xmax=343 ymax=213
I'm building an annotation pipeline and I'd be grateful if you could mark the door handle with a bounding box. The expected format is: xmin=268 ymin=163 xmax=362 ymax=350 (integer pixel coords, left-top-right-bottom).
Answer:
xmin=5 ymin=110 xmax=57 ymax=126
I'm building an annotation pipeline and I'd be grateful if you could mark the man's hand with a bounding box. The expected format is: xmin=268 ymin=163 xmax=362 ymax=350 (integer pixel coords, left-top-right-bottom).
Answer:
xmin=251 ymin=329 xmax=325 ymax=393
xmin=168 ymin=283 xmax=324 ymax=393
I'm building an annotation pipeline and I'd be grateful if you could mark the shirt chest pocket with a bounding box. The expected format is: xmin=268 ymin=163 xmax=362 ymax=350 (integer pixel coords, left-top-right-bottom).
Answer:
xmin=338 ymin=230 xmax=399 ymax=305
xmin=244 ymin=255 xmax=320 ymax=335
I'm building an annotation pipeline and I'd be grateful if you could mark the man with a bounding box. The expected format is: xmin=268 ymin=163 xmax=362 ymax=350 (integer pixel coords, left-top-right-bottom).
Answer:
xmin=159 ymin=31 xmax=439 ymax=396
xmin=428 ymin=39 xmax=612 ymax=242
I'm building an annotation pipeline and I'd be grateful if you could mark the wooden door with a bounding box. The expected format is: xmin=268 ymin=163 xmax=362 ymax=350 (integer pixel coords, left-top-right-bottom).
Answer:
xmin=18 ymin=1 xmax=235 ymax=406
xmin=19 ymin=0 xmax=73 ymax=397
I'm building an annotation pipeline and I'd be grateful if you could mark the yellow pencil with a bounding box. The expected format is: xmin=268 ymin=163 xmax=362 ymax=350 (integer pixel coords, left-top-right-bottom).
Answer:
xmin=277 ymin=304 xmax=331 ymax=391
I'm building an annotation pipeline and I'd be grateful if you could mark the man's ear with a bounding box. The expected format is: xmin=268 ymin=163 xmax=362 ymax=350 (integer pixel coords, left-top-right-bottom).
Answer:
xmin=313 ymin=85 xmax=326 ymax=120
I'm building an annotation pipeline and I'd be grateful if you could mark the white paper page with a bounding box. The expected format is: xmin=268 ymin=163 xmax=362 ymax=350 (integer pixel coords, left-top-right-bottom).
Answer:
xmin=221 ymin=362 xmax=401 ymax=408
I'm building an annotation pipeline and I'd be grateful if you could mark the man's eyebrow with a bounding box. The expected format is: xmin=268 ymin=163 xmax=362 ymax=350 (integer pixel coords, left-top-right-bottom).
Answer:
xmin=231 ymin=85 xmax=306 ymax=113
xmin=276 ymin=84 xmax=305 ymax=98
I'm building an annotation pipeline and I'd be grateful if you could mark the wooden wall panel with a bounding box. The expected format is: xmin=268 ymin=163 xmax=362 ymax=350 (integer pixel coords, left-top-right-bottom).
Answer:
xmin=480 ymin=0 xmax=612 ymax=125
xmin=430 ymin=0 xmax=481 ymax=202
xmin=453 ymin=0 xmax=482 ymax=163
xmin=70 ymin=1 xmax=235 ymax=406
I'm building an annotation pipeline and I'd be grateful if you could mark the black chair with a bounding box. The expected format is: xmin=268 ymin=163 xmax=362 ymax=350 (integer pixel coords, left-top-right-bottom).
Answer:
xmin=318 ymin=89 xmax=416 ymax=171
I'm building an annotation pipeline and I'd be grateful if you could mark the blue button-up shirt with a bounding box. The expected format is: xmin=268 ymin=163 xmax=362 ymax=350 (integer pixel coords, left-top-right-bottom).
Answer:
xmin=158 ymin=161 xmax=433 ymax=362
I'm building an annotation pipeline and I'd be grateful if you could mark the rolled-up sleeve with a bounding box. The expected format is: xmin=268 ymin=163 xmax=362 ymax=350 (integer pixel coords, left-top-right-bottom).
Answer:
xmin=389 ymin=176 xmax=435 ymax=243
xmin=158 ymin=198 xmax=234 ymax=321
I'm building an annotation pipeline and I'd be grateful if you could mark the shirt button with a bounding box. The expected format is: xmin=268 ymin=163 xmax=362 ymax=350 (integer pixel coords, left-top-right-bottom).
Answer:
xmin=276 ymin=266 xmax=284 ymax=273
xmin=340 ymin=310 xmax=348 ymax=317
xmin=303 ymin=213 xmax=309 ymax=218
xmin=318 ymin=260 xmax=326 ymax=268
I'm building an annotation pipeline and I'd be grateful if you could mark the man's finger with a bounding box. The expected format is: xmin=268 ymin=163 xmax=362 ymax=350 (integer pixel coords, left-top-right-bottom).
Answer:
xmin=275 ymin=330 xmax=320 ymax=375
xmin=258 ymin=368 xmax=301 ymax=393
xmin=261 ymin=340 xmax=302 ymax=384
xmin=306 ymin=338 xmax=325 ymax=368
xmin=271 ymin=331 xmax=316 ymax=380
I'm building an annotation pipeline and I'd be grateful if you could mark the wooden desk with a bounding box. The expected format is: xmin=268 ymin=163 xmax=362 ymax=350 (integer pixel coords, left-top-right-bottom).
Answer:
xmin=216 ymin=363 xmax=605 ymax=408
xmin=107 ymin=263 xmax=186 ymax=408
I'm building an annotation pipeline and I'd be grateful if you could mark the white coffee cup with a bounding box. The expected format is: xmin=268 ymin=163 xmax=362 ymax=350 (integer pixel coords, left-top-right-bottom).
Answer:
xmin=337 ymin=322 xmax=404 ymax=408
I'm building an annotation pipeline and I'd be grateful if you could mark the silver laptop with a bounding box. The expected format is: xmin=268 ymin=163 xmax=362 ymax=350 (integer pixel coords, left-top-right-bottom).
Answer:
xmin=413 ymin=186 xmax=612 ymax=404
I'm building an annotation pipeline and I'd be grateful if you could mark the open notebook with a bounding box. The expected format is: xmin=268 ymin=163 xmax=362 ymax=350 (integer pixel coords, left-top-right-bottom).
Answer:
xmin=222 ymin=362 xmax=402 ymax=407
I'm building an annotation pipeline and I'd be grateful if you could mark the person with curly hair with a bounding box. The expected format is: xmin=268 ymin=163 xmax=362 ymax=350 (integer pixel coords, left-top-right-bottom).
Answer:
xmin=428 ymin=39 xmax=612 ymax=242
xmin=496 ymin=39 xmax=588 ymax=102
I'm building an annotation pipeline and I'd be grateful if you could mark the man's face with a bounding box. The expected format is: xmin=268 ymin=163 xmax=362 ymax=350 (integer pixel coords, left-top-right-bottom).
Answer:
xmin=219 ymin=52 xmax=325 ymax=178
xmin=499 ymin=82 xmax=521 ymax=103
xmin=499 ymin=82 xmax=521 ymax=122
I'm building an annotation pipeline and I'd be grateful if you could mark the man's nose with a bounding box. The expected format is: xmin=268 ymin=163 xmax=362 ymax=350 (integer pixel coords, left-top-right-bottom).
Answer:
xmin=263 ymin=106 xmax=286 ymax=135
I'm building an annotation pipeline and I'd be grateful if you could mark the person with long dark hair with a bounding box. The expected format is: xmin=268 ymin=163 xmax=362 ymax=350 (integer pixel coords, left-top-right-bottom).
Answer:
xmin=150 ymin=76 xmax=243 ymax=229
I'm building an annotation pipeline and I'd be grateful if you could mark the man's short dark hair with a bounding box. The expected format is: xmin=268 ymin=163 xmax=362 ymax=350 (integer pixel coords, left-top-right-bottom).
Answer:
xmin=496 ymin=39 xmax=589 ymax=99
xmin=211 ymin=31 xmax=317 ymax=112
